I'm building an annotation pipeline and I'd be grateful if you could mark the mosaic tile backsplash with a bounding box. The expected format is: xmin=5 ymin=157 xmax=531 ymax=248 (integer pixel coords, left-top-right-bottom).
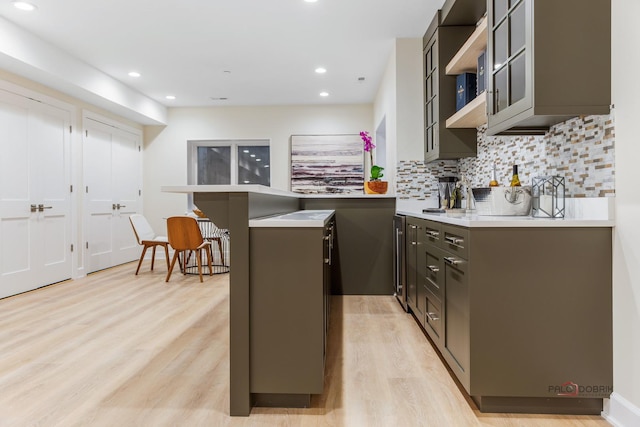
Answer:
xmin=396 ymin=114 xmax=615 ymax=200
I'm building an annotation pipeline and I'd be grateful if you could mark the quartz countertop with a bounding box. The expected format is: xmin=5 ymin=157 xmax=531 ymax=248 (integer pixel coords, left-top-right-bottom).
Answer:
xmin=248 ymin=210 xmax=335 ymax=228
xmin=396 ymin=198 xmax=615 ymax=228
xmin=161 ymin=185 xmax=395 ymax=199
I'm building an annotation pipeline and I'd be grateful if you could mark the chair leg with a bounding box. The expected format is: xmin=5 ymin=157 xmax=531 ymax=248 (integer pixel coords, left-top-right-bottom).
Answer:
xmin=166 ymin=251 xmax=180 ymax=282
xmin=207 ymin=245 xmax=213 ymax=276
xmin=135 ymin=245 xmax=148 ymax=275
xmin=196 ymin=248 xmax=203 ymax=282
xmin=151 ymin=245 xmax=157 ymax=271
xmin=163 ymin=243 xmax=170 ymax=271
xmin=216 ymin=239 xmax=225 ymax=265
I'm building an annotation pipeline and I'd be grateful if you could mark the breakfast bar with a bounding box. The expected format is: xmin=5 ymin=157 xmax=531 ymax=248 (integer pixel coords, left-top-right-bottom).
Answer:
xmin=161 ymin=185 xmax=395 ymax=416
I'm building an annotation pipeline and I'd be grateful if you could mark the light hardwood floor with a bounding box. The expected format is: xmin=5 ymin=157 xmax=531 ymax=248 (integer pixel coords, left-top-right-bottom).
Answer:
xmin=0 ymin=263 xmax=610 ymax=427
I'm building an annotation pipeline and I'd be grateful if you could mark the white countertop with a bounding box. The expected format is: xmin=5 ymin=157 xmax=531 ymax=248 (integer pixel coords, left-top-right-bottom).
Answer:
xmin=161 ymin=185 xmax=395 ymax=199
xmin=249 ymin=210 xmax=335 ymax=228
xmin=396 ymin=198 xmax=615 ymax=228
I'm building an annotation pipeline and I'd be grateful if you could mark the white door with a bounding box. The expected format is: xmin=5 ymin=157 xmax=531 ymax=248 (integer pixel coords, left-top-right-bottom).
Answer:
xmin=0 ymin=90 xmax=72 ymax=298
xmin=84 ymin=118 xmax=140 ymax=272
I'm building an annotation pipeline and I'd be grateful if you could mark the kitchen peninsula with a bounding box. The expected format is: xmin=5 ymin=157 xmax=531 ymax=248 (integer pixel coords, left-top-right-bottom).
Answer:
xmin=161 ymin=185 xmax=395 ymax=416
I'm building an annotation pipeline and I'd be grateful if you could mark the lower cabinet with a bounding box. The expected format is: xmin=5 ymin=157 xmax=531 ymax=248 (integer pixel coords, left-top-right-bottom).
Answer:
xmin=406 ymin=217 xmax=613 ymax=414
xmin=248 ymin=219 xmax=334 ymax=407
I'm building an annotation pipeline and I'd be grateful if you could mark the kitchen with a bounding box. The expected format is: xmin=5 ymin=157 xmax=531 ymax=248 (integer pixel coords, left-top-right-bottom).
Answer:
xmin=0 ymin=0 xmax=638 ymax=426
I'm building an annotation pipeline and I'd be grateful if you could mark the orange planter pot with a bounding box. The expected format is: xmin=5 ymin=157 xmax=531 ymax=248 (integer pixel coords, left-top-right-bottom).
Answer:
xmin=364 ymin=180 xmax=388 ymax=194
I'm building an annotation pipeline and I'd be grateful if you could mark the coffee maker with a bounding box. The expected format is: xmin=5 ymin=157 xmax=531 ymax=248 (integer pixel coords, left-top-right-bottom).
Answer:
xmin=437 ymin=176 xmax=459 ymax=209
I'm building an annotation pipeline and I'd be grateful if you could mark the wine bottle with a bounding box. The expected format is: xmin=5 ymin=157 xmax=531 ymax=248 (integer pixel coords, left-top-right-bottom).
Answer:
xmin=510 ymin=165 xmax=521 ymax=187
xmin=489 ymin=163 xmax=499 ymax=187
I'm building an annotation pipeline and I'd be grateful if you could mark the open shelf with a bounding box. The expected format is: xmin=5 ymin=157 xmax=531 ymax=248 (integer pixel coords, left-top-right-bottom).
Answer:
xmin=446 ymin=93 xmax=486 ymax=128
xmin=445 ymin=16 xmax=488 ymax=75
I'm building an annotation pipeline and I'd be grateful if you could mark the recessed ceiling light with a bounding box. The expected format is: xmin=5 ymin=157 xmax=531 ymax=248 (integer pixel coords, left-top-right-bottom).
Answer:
xmin=243 ymin=149 xmax=249 ymax=153
xmin=315 ymin=67 xmax=327 ymax=74
xmin=319 ymin=92 xmax=329 ymax=97
xmin=165 ymin=95 xmax=176 ymax=100
xmin=256 ymin=159 xmax=262 ymax=162
xmin=128 ymin=71 xmax=141 ymax=78
xmin=13 ymin=1 xmax=37 ymax=11
xmin=243 ymin=180 xmax=250 ymax=184
xmin=265 ymin=165 xmax=270 ymax=168
xmin=304 ymin=0 xmax=318 ymax=3
xmin=250 ymin=154 xmax=256 ymax=158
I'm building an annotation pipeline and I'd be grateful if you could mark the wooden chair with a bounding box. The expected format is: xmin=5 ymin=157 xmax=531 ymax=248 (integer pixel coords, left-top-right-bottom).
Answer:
xmin=166 ymin=216 xmax=213 ymax=283
xmin=129 ymin=214 xmax=170 ymax=275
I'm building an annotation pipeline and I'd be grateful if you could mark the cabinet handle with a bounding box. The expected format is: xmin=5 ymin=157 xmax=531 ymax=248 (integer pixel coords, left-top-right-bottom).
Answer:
xmin=324 ymin=258 xmax=330 ymax=264
xmin=445 ymin=236 xmax=463 ymax=246
xmin=117 ymin=204 xmax=126 ymax=209
xmin=30 ymin=204 xmax=38 ymax=213
xmin=38 ymin=204 xmax=53 ymax=212
xmin=427 ymin=265 xmax=440 ymax=273
xmin=426 ymin=230 xmax=439 ymax=238
xmin=444 ymin=256 xmax=461 ymax=265
xmin=427 ymin=312 xmax=440 ymax=321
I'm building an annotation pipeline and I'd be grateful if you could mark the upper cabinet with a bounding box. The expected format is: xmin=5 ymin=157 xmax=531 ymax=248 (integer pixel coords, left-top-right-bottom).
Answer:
xmin=486 ymin=0 xmax=611 ymax=135
xmin=423 ymin=6 xmax=482 ymax=163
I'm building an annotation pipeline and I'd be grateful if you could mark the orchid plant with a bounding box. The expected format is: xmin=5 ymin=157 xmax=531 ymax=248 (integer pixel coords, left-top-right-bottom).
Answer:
xmin=360 ymin=131 xmax=384 ymax=181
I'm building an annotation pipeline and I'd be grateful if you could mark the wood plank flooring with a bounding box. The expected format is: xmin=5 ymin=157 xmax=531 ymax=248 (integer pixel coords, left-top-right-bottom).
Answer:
xmin=0 ymin=263 xmax=610 ymax=426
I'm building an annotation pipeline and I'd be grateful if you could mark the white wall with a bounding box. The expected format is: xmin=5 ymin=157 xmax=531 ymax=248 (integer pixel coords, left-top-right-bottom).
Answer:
xmin=608 ymin=0 xmax=640 ymax=425
xmin=374 ymin=44 xmax=397 ymax=184
xmin=395 ymin=38 xmax=424 ymax=162
xmin=374 ymin=38 xmax=424 ymax=191
xmin=143 ymin=104 xmax=373 ymax=233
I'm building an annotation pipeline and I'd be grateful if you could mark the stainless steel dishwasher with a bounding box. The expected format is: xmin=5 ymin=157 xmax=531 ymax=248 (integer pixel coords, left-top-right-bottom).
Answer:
xmin=393 ymin=214 xmax=408 ymax=312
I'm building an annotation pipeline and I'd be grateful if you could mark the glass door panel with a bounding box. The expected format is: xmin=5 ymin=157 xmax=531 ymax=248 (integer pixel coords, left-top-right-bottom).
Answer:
xmin=509 ymin=2 xmax=526 ymax=55
xmin=510 ymin=53 xmax=526 ymax=105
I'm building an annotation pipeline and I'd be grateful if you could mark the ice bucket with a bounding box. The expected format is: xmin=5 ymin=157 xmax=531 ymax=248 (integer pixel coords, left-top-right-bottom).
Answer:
xmin=472 ymin=186 xmax=533 ymax=216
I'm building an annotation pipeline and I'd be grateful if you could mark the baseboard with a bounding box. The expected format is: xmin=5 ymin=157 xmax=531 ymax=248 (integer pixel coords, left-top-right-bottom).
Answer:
xmin=603 ymin=392 xmax=640 ymax=427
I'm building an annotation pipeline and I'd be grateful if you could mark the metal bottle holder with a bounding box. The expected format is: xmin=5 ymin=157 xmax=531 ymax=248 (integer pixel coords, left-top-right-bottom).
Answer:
xmin=532 ymin=176 xmax=565 ymax=218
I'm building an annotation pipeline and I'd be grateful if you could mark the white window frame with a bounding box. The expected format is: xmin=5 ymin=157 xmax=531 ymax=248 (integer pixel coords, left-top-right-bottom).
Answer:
xmin=186 ymin=139 xmax=271 ymax=207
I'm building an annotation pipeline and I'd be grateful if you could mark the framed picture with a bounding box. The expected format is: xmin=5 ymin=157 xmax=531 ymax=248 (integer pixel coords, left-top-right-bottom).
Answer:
xmin=290 ymin=134 xmax=364 ymax=194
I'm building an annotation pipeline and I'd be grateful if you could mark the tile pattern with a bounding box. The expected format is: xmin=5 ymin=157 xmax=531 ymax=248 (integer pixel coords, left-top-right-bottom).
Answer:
xmin=396 ymin=160 xmax=457 ymax=200
xmin=397 ymin=114 xmax=615 ymax=199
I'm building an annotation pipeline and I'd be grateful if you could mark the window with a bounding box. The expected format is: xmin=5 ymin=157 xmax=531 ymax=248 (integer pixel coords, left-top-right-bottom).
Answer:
xmin=188 ymin=139 xmax=271 ymax=186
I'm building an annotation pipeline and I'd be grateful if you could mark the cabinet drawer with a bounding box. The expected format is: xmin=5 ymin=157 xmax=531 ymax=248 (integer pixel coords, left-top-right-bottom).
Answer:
xmin=424 ymin=245 xmax=444 ymax=300
xmin=442 ymin=224 xmax=469 ymax=259
xmin=425 ymin=288 xmax=442 ymax=339
xmin=423 ymin=220 xmax=442 ymax=246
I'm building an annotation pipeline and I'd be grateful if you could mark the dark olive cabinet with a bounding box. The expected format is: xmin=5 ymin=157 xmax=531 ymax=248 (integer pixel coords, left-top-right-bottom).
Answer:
xmin=249 ymin=218 xmax=334 ymax=407
xmin=423 ymin=13 xmax=477 ymax=162
xmin=406 ymin=216 xmax=613 ymax=415
xmin=487 ymin=0 xmax=611 ymax=135
xmin=405 ymin=218 xmax=422 ymax=316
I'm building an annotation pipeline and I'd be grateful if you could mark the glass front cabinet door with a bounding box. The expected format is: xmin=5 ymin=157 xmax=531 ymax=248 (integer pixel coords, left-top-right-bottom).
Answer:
xmin=487 ymin=0 xmax=531 ymax=130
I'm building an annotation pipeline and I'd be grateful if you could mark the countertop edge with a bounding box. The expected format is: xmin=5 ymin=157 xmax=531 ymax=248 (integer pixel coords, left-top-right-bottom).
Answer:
xmin=396 ymin=210 xmax=615 ymax=228
xmin=161 ymin=185 xmax=395 ymax=199
xmin=249 ymin=210 xmax=335 ymax=228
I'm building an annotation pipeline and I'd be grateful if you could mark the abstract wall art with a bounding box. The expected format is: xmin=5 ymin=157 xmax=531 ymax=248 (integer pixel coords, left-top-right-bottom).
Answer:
xmin=290 ymin=134 xmax=364 ymax=194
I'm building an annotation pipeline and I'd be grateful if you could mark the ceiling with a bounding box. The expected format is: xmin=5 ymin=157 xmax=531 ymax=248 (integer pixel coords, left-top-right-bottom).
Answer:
xmin=0 ymin=0 xmax=442 ymax=110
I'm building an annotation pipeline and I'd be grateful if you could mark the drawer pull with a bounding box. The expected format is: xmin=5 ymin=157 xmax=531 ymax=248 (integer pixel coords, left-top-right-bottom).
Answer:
xmin=445 ymin=236 xmax=464 ymax=246
xmin=426 ymin=230 xmax=439 ymax=238
xmin=427 ymin=312 xmax=440 ymax=321
xmin=444 ymin=256 xmax=461 ymax=265
xmin=427 ymin=265 xmax=440 ymax=273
